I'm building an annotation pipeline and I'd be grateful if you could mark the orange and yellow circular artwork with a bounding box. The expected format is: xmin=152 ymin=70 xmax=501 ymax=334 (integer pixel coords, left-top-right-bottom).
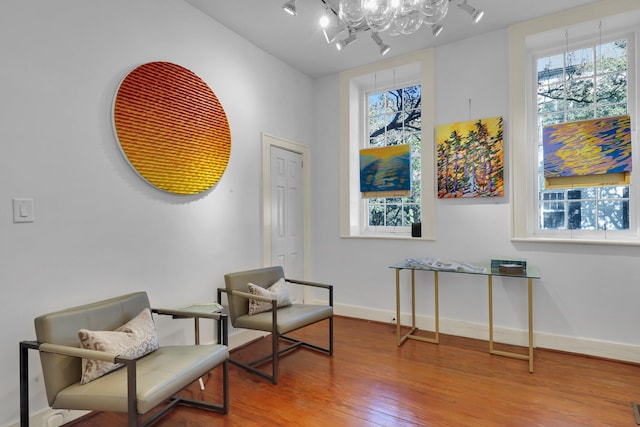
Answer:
xmin=113 ymin=62 xmax=231 ymax=195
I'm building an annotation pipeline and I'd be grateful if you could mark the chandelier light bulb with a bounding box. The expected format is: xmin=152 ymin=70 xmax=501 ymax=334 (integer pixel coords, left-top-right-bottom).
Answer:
xmin=319 ymin=14 xmax=331 ymax=29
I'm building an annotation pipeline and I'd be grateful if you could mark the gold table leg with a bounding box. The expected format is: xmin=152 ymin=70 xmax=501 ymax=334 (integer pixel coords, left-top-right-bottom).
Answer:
xmin=488 ymin=275 xmax=494 ymax=353
xmin=528 ymin=278 xmax=534 ymax=373
xmin=411 ymin=269 xmax=416 ymax=330
xmin=488 ymin=275 xmax=534 ymax=373
xmin=396 ymin=268 xmax=403 ymax=346
xmin=396 ymin=268 xmax=439 ymax=346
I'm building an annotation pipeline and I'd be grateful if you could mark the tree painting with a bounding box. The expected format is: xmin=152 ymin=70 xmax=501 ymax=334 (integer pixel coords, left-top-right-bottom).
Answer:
xmin=436 ymin=116 xmax=504 ymax=198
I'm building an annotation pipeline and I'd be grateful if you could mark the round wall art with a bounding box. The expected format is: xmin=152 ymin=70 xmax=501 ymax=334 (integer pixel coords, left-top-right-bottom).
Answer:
xmin=113 ymin=61 xmax=231 ymax=195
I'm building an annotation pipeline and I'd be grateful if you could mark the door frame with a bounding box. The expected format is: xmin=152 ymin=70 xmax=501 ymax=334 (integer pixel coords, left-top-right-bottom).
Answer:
xmin=261 ymin=132 xmax=311 ymax=279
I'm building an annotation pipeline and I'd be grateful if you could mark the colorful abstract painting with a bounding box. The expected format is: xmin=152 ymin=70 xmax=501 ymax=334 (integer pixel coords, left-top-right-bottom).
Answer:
xmin=436 ymin=116 xmax=504 ymax=198
xmin=543 ymin=115 xmax=631 ymax=178
xmin=113 ymin=62 xmax=231 ymax=195
xmin=360 ymin=144 xmax=411 ymax=196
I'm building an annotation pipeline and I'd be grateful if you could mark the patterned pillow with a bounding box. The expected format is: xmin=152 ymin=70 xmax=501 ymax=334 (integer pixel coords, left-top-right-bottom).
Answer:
xmin=247 ymin=278 xmax=292 ymax=315
xmin=77 ymin=307 xmax=159 ymax=384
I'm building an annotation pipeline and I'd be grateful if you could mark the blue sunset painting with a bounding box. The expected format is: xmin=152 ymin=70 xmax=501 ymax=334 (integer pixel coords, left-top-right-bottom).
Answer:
xmin=543 ymin=115 xmax=632 ymax=177
xmin=360 ymin=144 xmax=411 ymax=193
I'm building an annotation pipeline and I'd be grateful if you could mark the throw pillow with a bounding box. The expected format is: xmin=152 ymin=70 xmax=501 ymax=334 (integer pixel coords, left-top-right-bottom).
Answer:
xmin=77 ymin=307 xmax=159 ymax=384
xmin=247 ymin=278 xmax=292 ymax=315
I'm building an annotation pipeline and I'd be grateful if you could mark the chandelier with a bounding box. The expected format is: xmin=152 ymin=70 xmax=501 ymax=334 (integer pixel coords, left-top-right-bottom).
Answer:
xmin=282 ymin=0 xmax=484 ymax=56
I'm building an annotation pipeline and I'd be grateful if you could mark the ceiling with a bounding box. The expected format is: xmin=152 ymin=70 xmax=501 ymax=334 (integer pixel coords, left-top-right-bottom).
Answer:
xmin=185 ymin=0 xmax=600 ymax=79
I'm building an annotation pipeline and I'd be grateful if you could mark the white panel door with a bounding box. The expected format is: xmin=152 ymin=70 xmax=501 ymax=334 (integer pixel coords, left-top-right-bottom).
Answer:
xmin=270 ymin=146 xmax=304 ymax=302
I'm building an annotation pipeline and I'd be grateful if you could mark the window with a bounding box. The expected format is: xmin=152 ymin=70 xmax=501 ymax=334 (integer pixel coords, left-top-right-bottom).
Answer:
xmin=508 ymin=3 xmax=640 ymax=244
xmin=535 ymin=38 xmax=631 ymax=233
xmin=365 ymin=84 xmax=421 ymax=230
xmin=339 ymin=51 xmax=436 ymax=239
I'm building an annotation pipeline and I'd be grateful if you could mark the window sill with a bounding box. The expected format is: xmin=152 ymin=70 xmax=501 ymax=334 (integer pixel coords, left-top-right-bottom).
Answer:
xmin=511 ymin=236 xmax=640 ymax=246
xmin=340 ymin=234 xmax=435 ymax=241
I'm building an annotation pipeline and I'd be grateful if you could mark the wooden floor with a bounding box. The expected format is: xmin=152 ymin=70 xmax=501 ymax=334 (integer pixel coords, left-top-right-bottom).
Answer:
xmin=69 ymin=316 xmax=640 ymax=426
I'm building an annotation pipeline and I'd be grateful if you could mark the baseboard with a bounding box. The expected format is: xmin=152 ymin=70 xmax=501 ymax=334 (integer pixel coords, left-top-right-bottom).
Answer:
xmin=5 ymin=408 xmax=90 ymax=427
xmin=228 ymin=329 xmax=269 ymax=350
xmin=329 ymin=301 xmax=640 ymax=364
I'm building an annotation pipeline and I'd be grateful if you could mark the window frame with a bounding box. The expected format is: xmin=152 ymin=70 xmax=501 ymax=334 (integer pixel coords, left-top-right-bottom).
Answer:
xmin=532 ymin=33 xmax=636 ymax=239
xmin=363 ymin=81 xmax=422 ymax=234
xmin=339 ymin=50 xmax=436 ymax=240
xmin=508 ymin=2 xmax=640 ymax=245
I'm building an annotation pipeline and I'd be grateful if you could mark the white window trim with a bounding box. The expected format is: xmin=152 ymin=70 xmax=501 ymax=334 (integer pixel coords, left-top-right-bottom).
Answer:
xmin=532 ymin=31 xmax=636 ymax=239
xmin=508 ymin=0 xmax=640 ymax=245
xmin=339 ymin=49 xmax=436 ymax=240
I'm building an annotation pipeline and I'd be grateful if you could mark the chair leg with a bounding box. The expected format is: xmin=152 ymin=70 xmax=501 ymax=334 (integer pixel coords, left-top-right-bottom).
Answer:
xmin=20 ymin=341 xmax=38 ymax=427
xmin=329 ymin=316 xmax=334 ymax=355
xmin=222 ymin=359 xmax=229 ymax=413
xmin=231 ymin=319 xmax=333 ymax=384
xmin=272 ymin=330 xmax=279 ymax=385
xmin=271 ymin=305 xmax=279 ymax=384
xmin=122 ymin=358 xmax=139 ymax=427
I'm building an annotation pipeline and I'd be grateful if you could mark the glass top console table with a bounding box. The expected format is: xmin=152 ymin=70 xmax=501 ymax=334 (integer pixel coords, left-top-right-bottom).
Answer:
xmin=389 ymin=259 xmax=541 ymax=373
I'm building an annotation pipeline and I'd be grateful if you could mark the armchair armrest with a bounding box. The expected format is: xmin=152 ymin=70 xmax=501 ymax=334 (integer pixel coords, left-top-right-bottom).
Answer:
xmin=286 ymin=278 xmax=333 ymax=290
xmin=286 ymin=278 xmax=333 ymax=307
xmin=39 ymin=342 xmax=120 ymax=363
xmin=218 ymin=288 xmax=276 ymax=304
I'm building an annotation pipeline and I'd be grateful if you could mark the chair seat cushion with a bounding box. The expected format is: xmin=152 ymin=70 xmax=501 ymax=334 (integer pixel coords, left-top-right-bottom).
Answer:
xmin=52 ymin=344 xmax=228 ymax=415
xmin=234 ymin=303 xmax=333 ymax=335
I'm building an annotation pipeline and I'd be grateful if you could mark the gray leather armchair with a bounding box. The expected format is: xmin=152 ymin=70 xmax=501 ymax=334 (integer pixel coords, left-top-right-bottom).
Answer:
xmin=218 ymin=266 xmax=333 ymax=384
xmin=20 ymin=292 xmax=229 ymax=427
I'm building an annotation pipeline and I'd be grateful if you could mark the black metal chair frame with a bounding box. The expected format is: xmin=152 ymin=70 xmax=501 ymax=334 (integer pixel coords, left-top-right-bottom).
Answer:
xmin=20 ymin=310 xmax=230 ymax=427
xmin=218 ymin=277 xmax=333 ymax=385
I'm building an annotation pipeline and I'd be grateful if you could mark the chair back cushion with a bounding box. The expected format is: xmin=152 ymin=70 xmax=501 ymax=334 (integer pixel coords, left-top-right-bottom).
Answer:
xmin=224 ymin=266 xmax=284 ymax=325
xmin=34 ymin=292 xmax=151 ymax=406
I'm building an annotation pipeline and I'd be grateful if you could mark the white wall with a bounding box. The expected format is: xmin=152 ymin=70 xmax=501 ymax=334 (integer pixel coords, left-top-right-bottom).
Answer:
xmin=4 ymin=0 xmax=640 ymax=425
xmin=311 ymin=29 xmax=640 ymax=364
xmin=0 ymin=1 xmax=313 ymax=425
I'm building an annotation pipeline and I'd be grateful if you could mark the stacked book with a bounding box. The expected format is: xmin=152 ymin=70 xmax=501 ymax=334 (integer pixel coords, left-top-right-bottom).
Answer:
xmin=491 ymin=258 xmax=526 ymax=275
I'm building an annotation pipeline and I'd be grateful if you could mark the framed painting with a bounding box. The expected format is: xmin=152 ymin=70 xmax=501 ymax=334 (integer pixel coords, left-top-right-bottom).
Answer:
xmin=543 ymin=115 xmax=631 ymax=181
xmin=360 ymin=144 xmax=411 ymax=198
xmin=113 ymin=62 xmax=231 ymax=195
xmin=436 ymin=116 xmax=504 ymax=198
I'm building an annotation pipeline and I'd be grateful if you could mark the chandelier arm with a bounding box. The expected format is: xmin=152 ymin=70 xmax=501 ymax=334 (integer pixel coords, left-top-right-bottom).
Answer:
xmin=320 ymin=0 xmax=339 ymax=18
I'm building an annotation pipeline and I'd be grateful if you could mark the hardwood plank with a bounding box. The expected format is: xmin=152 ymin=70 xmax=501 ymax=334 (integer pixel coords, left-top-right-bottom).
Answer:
xmin=67 ymin=316 xmax=640 ymax=426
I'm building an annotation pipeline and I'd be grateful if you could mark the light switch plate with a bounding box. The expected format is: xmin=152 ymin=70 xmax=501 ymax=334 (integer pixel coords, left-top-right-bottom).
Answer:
xmin=13 ymin=198 xmax=34 ymax=223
